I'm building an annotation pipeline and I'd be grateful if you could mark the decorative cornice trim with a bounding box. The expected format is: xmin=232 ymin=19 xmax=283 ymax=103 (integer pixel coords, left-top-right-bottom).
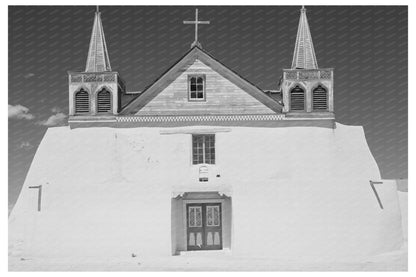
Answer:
xmin=116 ymin=114 xmax=286 ymax=123
xmin=284 ymin=117 xmax=334 ymax=121
xmin=69 ymin=119 xmax=117 ymax=123
xmin=68 ymin=114 xmax=336 ymax=126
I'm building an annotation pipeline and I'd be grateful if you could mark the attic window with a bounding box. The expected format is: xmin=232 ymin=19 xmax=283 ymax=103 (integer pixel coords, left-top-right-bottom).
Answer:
xmin=290 ymin=85 xmax=305 ymax=111
xmin=188 ymin=75 xmax=205 ymax=101
xmin=192 ymin=134 xmax=215 ymax=165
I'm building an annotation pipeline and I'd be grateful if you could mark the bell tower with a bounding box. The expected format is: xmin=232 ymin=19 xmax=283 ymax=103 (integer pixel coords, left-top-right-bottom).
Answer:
xmin=68 ymin=7 xmax=126 ymax=119
xmin=281 ymin=6 xmax=334 ymax=118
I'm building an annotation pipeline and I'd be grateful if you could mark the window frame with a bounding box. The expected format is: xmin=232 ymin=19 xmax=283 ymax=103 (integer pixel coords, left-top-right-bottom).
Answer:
xmin=191 ymin=134 xmax=215 ymax=165
xmin=312 ymin=85 xmax=329 ymax=112
xmin=188 ymin=74 xmax=206 ymax=102
xmin=96 ymin=87 xmax=113 ymax=114
xmin=74 ymin=88 xmax=90 ymax=114
xmin=289 ymin=84 xmax=306 ymax=112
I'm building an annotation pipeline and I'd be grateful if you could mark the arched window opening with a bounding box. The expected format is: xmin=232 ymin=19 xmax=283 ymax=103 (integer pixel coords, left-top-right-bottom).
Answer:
xmin=75 ymin=89 xmax=90 ymax=113
xmin=97 ymin=88 xmax=112 ymax=113
xmin=313 ymin=85 xmax=328 ymax=111
xmin=290 ymin=85 xmax=305 ymax=111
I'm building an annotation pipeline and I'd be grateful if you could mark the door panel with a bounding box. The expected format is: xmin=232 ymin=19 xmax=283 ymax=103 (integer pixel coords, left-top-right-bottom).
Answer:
xmin=186 ymin=203 xmax=222 ymax=250
xmin=204 ymin=204 xmax=222 ymax=249
xmin=187 ymin=205 xmax=203 ymax=250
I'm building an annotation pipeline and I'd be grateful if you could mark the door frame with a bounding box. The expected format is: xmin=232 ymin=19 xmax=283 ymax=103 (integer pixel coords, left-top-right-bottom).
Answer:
xmin=182 ymin=199 xmax=225 ymax=251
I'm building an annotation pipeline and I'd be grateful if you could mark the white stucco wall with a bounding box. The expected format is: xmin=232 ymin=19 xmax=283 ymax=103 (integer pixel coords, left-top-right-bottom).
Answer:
xmin=9 ymin=123 xmax=403 ymax=261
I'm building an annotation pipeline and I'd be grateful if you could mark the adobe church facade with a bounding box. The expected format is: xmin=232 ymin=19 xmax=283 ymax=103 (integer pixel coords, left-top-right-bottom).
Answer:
xmin=67 ymin=7 xmax=335 ymax=253
xmin=9 ymin=7 xmax=404 ymax=263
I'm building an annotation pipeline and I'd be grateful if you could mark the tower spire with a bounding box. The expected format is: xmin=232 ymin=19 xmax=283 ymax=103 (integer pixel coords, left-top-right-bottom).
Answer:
xmin=85 ymin=7 xmax=111 ymax=72
xmin=291 ymin=6 xmax=318 ymax=69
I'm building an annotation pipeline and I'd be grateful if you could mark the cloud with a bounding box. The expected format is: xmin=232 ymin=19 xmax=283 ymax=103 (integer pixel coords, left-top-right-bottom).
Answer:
xmin=18 ymin=141 xmax=34 ymax=150
xmin=51 ymin=107 xmax=62 ymax=113
xmin=24 ymin=73 xmax=35 ymax=79
xmin=38 ymin=112 xmax=67 ymax=127
xmin=8 ymin=104 xmax=35 ymax=120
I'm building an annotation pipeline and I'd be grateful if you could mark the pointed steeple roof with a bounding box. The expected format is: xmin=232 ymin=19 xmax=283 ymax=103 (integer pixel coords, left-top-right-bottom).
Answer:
xmin=85 ymin=7 xmax=112 ymax=72
xmin=291 ymin=6 xmax=318 ymax=69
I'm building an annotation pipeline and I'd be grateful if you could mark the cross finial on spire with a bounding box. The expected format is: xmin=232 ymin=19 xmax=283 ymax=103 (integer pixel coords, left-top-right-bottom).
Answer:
xmin=183 ymin=8 xmax=210 ymax=48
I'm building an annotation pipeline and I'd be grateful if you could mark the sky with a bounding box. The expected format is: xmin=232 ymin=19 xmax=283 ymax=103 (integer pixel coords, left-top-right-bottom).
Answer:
xmin=8 ymin=5 xmax=407 ymax=211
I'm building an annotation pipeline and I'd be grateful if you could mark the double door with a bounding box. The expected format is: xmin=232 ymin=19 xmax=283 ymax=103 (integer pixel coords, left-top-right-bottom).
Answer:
xmin=186 ymin=203 xmax=222 ymax=250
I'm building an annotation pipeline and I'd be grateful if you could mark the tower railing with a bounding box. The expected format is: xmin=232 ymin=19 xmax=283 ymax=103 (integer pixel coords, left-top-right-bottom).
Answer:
xmin=283 ymin=68 xmax=333 ymax=81
xmin=68 ymin=72 xmax=126 ymax=92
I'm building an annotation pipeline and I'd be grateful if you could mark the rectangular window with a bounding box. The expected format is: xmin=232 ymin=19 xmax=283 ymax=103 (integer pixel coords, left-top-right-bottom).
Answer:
xmin=192 ymin=134 xmax=215 ymax=165
xmin=188 ymin=75 xmax=205 ymax=101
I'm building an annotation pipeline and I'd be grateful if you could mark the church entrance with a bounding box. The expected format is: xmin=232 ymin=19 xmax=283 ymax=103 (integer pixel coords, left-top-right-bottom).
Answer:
xmin=186 ymin=203 xmax=222 ymax=250
xmin=171 ymin=192 xmax=231 ymax=255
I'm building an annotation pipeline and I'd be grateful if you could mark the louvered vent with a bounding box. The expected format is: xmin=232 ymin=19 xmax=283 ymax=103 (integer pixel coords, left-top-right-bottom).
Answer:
xmin=75 ymin=90 xmax=90 ymax=113
xmin=290 ymin=86 xmax=305 ymax=111
xmin=97 ymin=89 xmax=111 ymax=113
xmin=313 ymin=86 xmax=328 ymax=110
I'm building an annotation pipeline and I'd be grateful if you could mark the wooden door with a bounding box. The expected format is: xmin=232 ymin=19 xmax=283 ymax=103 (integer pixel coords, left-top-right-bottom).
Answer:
xmin=204 ymin=204 xmax=222 ymax=250
xmin=186 ymin=203 xmax=222 ymax=251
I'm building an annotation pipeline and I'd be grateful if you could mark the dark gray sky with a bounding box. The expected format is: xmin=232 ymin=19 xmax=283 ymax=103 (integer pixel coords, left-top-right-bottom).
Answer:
xmin=8 ymin=6 xmax=407 ymax=211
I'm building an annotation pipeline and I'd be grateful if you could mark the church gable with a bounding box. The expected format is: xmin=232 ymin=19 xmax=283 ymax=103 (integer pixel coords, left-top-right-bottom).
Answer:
xmin=121 ymin=47 xmax=282 ymax=116
xmin=136 ymin=59 xmax=277 ymax=116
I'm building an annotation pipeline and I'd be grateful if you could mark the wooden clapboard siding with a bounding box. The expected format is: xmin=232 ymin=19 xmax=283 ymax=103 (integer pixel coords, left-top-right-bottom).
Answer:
xmin=136 ymin=59 xmax=275 ymax=116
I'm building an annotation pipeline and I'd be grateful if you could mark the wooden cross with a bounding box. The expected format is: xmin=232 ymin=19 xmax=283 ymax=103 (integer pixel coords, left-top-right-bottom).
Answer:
xmin=183 ymin=9 xmax=210 ymax=48
xmin=29 ymin=185 xmax=42 ymax=212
